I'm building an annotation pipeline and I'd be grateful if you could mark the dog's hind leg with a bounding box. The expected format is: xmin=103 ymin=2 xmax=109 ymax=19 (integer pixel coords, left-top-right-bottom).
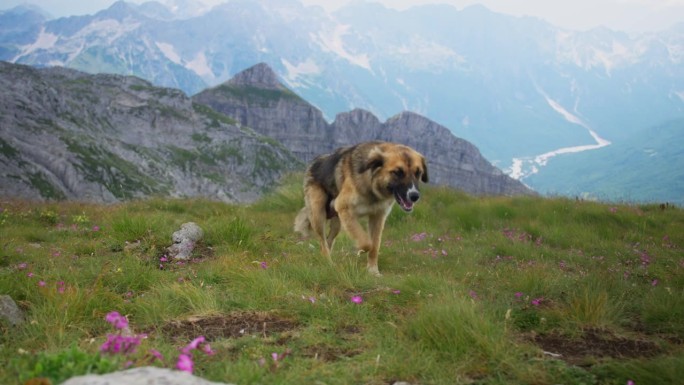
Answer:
xmin=306 ymin=185 xmax=333 ymax=263
xmin=326 ymin=216 xmax=341 ymax=252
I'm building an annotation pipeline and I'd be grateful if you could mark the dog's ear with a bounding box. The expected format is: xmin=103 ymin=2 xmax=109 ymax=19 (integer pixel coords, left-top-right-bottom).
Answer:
xmin=421 ymin=156 xmax=429 ymax=183
xmin=360 ymin=148 xmax=384 ymax=174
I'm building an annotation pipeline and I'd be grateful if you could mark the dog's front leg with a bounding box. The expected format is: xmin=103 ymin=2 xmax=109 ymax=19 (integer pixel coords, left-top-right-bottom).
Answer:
xmin=366 ymin=210 xmax=390 ymax=276
xmin=337 ymin=209 xmax=372 ymax=255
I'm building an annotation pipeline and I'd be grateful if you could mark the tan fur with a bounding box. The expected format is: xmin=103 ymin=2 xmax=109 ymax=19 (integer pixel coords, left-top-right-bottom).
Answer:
xmin=294 ymin=141 xmax=428 ymax=276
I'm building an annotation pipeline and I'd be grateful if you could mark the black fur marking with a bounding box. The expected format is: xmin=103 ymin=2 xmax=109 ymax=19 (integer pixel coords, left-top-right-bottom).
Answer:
xmin=308 ymin=145 xmax=359 ymax=210
xmin=326 ymin=197 xmax=338 ymax=219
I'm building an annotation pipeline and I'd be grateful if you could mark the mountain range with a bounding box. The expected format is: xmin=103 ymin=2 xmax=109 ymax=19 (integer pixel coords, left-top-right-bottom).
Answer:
xmin=1 ymin=0 xmax=683 ymax=204
xmin=0 ymin=61 xmax=530 ymax=202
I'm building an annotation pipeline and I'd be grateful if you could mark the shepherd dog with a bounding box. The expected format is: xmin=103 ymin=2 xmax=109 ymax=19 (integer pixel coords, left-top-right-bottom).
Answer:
xmin=294 ymin=141 xmax=428 ymax=276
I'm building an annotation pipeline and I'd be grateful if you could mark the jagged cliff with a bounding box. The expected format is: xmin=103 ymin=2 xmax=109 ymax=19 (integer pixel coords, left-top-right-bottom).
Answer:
xmin=194 ymin=63 xmax=533 ymax=196
xmin=0 ymin=61 xmax=301 ymax=203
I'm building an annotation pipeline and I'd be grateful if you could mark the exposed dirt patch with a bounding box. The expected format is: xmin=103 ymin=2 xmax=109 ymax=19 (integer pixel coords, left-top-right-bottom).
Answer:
xmin=159 ymin=311 xmax=298 ymax=342
xmin=528 ymin=328 xmax=662 ymax=365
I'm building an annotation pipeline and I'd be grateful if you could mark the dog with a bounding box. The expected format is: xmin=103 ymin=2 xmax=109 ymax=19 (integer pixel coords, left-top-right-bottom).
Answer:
xmin=294 ymin=141 xmax=428 ymax=276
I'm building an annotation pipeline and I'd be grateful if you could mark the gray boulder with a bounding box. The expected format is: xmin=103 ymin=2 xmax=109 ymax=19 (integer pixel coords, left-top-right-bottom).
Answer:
xmin=61 ymin=366 xmax=233 ymax=385
xmin=167 ymin=222 xmax=204 ymax=260
xmin=0 ymin=295 xmax=24 ymax=326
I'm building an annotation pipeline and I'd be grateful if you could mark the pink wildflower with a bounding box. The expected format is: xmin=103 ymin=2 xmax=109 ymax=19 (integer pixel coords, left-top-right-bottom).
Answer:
xmin=411 ymin=232 xmax=427 ymax=242
xmin=100 ymin=334 xmax=144 ymax=355
xmin=38 ymin=281 xmax=46 ymax=287
xmin=515 ymin=292 xmax=524 ymax=298
xmin=92 ymin=225 xmax=100 ymax=232
xmin=105 ymin=311 xmax=129 ymax=330
xmin=149 ymin=349 xmax=164 ymax=362
xmin=260 ymin=261 xmax=268 ymax=269
xmin=351 ymin=295 xmax=363 ymax=304
xmin=176 ymin=353 xmax=194 ymax=373
xmin=202 ymin=343 xmax=215 ymax=356
xmin=182 ymin=336 xmax=206 ymax=354
xmin=17 ymin=262 xmax=27 ymax=270
xmin=27 ymin=272 xmax=34 ymax=278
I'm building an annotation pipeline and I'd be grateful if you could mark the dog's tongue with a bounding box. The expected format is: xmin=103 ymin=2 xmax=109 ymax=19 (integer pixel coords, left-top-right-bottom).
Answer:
xmin=395 ymin=192 xmax=414 ymax=212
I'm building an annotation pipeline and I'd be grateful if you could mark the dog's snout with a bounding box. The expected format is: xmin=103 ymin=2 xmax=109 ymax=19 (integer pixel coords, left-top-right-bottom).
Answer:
xmin=408 ymin=191 xmax=420 ymax=203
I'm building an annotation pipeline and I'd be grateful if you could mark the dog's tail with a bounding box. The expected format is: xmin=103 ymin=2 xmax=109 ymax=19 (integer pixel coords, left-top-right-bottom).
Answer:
xmin=294 ymin=206 xmax=311 ymax=237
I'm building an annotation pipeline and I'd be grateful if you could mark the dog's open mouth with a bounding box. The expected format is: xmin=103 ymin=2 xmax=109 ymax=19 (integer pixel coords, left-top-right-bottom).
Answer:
xmin=394 ymin=192 xmax=414 ymax=212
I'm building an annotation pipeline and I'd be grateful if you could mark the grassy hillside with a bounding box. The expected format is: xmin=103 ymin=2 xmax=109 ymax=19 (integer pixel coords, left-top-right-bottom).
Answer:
xmin=1 ymin=175 xmax=683 ymax=384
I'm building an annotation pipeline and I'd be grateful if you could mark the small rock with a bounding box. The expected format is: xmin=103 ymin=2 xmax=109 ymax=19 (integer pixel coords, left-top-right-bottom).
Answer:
xmin=61 ymin=366 xmax=234 ymax=385
xmin=0 ymin=295 xmax=24 ymax=326
xmin=167 ymin=222 xmax=204 ymax=260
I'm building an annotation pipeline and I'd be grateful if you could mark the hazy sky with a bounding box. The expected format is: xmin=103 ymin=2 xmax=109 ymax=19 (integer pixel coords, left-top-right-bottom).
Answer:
xmin=5 ymin=0 xmax=684 ymax=32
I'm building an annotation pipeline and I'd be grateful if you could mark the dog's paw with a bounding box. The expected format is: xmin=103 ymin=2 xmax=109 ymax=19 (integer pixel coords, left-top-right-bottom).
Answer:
xmin=367 ymin=265 xmax=382 ymax=277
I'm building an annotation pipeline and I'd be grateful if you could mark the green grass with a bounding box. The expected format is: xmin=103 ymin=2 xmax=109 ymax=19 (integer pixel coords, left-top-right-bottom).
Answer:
xmin=1 ymin=179 xmax=683 ymax=384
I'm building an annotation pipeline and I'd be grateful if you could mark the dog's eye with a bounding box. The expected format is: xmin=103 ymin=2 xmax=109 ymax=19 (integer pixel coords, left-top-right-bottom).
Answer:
xmin=415 ymin=170 xmax=422 ymax=179
xmin=392 ymin=169 xmax=405 ymax=178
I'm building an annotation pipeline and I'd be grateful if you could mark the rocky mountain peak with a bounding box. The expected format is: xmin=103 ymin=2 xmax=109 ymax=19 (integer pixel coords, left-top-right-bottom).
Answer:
xmin=227 ymin=62 xmax=286 ymax=90
xmin=333 ymin=109 xmax=382 ymax=129
xmin=96 ymin=1 xmax=140 ymax=20
xmin=195 ymin=66 xmax=534 ymax=197
xmin=0 ymin=62 xmax=301 ymax=203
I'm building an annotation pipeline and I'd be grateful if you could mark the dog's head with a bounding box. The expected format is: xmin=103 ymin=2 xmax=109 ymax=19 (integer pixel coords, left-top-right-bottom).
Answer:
xmin=362 ymin=143 xmax=428 ymax=212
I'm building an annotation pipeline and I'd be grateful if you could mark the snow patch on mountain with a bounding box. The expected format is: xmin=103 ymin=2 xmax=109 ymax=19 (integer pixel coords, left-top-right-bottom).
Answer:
xmin=156 ymin=42 xmax=182 ymax=65
xmin=555 ymin=30 xmax=640 ymax=75
xmin=313 ymin=24 xmax=371 ymax=71
xmin=282 ymin=58 xmax=321 ymax=87
xmin=388 ymin=37 xmax=465 ymax=71
xmin=75 ymin=19 xmax=140 ymax=45
xmin=13 ymin=27 xmax=58 ymax=61
xmin=673 ymin=90 xmax=684 ymax=103
xmin=186 ymin=51 xmax=213 ymax=79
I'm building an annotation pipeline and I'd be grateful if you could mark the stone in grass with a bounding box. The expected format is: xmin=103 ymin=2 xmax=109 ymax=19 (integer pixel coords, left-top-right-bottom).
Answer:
xmin=167 ymin=222 xmax=204 ymax=260
xmin=0 ymin=294 xmax=24 ymax=326
xmin=61 ymin=366 xmax=233 ymax=385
